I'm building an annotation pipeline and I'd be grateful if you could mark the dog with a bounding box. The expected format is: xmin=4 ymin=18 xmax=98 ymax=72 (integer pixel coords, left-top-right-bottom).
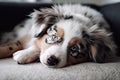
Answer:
xmin=0 ymin=4 xmax=117 ymax=68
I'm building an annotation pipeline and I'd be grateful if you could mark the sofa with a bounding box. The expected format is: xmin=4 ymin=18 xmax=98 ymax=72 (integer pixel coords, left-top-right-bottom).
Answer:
xmin=0 ymin=2 xmax=120 ymax=80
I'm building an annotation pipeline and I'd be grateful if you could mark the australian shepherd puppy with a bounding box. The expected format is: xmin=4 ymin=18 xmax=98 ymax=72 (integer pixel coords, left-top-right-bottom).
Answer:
xmin=0 ymin=4 xmax=117 ymax=67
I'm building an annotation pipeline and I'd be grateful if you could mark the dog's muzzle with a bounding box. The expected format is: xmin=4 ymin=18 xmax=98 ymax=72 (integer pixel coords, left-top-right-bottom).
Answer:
xmin=40 ymin=45 xmax=67 ymax=67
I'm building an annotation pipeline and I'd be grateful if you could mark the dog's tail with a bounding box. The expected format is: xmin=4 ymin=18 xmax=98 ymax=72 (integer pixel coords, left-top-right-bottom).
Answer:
xmin=0 ymin=41 xmax=23 ymax=59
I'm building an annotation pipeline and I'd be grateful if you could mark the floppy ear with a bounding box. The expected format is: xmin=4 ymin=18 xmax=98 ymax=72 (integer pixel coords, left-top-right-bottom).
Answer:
xmin=82 ymin=24 xmax=116 ymax=63
xmin=30 ymin=8 xmax=60 ymax=38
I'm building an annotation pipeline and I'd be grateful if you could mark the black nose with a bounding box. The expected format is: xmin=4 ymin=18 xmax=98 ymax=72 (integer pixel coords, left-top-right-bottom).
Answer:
xmin=47 ymin=56 xmax=59 ymax=66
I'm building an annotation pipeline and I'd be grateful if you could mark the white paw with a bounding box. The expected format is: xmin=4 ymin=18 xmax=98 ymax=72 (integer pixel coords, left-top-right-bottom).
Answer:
xmin=13 ymin=50 xmax=31 ymax=64
xmin=13 ymin=50 xmax=39 ymax=64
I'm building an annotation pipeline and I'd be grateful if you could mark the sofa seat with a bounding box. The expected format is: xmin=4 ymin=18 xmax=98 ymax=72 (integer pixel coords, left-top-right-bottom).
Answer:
xmin=0 ymin=58 xmax=120 ymax=80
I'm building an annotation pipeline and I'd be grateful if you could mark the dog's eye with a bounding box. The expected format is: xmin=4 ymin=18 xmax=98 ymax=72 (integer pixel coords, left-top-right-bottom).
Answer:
xmin=70 ymin=45 xmax=79 ymax=57
xmin=69 ymin=44 xmax=86 ymax=58
xmin=70 ymin=45 xmax=79 ymax=53
xmin=52 ymin=35 xmax=57 ymax=40
xmin=45 ymin=35 xmax=63 ymax=44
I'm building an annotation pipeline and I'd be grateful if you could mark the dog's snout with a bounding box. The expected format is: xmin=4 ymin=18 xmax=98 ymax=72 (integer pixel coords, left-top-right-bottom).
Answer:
xmin=47 ymin=56 xmax=59 ymax=66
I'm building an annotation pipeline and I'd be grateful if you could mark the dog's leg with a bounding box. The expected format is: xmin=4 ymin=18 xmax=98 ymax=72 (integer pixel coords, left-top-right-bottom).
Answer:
xmin=13 ymin=46 xmax=40 ymax=64
xmin=0 ymin=41 xmax=23 ymax=59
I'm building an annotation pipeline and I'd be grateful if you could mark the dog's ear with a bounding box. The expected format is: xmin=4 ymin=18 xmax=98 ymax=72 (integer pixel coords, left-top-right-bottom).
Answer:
xmin=82 ymin=30 xmax=95 ymax=62
xmin=82 ymin=25 xmax=116 ymax=63
xmin=30 ymin=8 xmax=60 ymax=38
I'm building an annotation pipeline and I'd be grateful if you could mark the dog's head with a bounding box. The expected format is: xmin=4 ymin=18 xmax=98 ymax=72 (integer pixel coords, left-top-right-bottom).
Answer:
xmin=31 ymin=6 xmax=116 ymax=67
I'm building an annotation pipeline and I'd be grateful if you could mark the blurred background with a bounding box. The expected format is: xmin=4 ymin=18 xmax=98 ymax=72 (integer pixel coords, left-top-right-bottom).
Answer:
xmin=0 ymin=0 xmax=120 ymax=5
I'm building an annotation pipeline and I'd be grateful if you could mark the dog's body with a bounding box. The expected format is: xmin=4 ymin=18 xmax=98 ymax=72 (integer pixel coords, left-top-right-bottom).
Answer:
xmin=0 ymin=4 xmax=117 ymax=67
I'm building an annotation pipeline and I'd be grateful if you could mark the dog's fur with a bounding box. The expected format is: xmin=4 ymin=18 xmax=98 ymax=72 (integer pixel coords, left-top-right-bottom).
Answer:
xmin=0 ymin=4 xmax=117 ymax=67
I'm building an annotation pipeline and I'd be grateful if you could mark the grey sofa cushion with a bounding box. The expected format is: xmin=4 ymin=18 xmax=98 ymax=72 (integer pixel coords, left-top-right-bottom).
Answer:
xmin=0 ymin=58 xmax=120 ymax=80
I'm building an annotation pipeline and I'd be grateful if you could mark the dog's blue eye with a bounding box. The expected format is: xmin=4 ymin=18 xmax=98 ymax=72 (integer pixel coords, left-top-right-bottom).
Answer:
xmin=70 ymin=45 xmax=79 ymax=57
xmin=70 ymin=45 xmax=79 ymax=53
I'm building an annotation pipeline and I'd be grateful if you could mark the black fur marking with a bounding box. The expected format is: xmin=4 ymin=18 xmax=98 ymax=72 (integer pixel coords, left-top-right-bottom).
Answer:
xmin=92 ymin=22 xmax=97 ymax=25
xmin=92 ymin=41 xmax=106 ymax=63
xmin=57 ymin=38 xmax=63 ymax=43
xmin=16 ymin=41 xmax=22 ymax=46
xmin=34 ymin=28 xmax=47 ymax=38
xmin=84 ymin=12 xmax=93 ymax=19
xmin=82 ymin=31 xmax=94 ymax=45
xmin=79 ymin=43 xmax=85 ymax=50
xmin=45 ymin=38 xmax=48 ymax=43
xmin=98 ymin=22 xmax=105 ymax=27
xmin=45 ymin=16 xmax=58 ymax=25
xmin=88 ymin=15 xmax=93 ymax=19
xmin=36 ymin=13 xmax=58 ymax=25
xmin=9 ymin=47 xmax=13 ymax=51
xmin=64 ymin=15 xmax=73 ymax=20
xmin=84 ymin=12 xmax=87 ymax=16
xmin=92 ymin=37 xmax=114 ymax=63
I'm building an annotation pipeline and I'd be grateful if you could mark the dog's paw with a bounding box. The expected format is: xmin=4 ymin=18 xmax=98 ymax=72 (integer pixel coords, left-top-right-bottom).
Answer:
xmin=13 ymin=51 xmax=32 ymax=64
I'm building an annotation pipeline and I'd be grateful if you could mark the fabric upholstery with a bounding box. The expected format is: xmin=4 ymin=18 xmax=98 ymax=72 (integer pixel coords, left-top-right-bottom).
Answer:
xmin=0 ymin=58 xmax=120 ymax=80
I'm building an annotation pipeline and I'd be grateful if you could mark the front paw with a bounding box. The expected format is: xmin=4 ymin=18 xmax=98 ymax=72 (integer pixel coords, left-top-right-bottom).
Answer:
xmin=13 ymin=51 xmax=30 ymax=64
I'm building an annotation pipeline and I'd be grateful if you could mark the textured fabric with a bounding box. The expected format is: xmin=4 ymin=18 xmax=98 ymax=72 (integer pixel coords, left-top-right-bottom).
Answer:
xmin=0 ymin=58 xmax=120 ymax=80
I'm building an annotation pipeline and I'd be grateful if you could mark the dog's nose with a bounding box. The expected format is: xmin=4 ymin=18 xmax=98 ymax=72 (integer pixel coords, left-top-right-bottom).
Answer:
xmin=47 ymin=56 xmax=59 ymax=66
